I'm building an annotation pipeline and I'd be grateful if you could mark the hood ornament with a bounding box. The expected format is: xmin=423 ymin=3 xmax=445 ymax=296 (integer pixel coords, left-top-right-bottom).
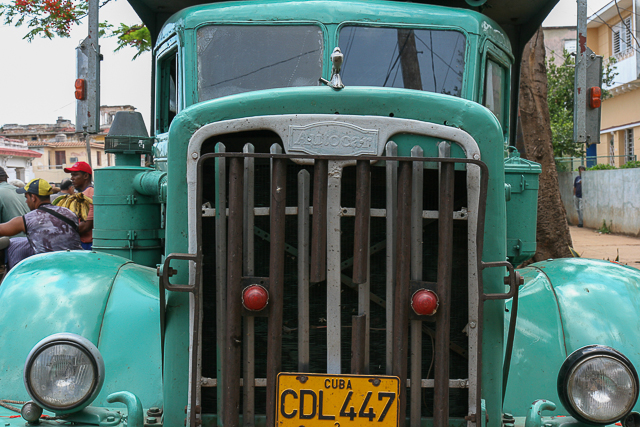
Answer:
xmin=319 ymin=47 xmax=344 ymax=90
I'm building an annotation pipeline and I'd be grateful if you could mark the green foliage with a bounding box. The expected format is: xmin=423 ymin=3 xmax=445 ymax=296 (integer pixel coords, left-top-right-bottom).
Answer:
xmin=619 ymin=160 xmax=640 ymax=169
xmin=555 ymin=160 xmax=570 ymax=172
xmin=0 ymin=0 xmax=87 ymax=39
xmin=588 ymin=163 xmax=616 ymax=170
xmin=597 ymin=219 xmax=612 ymax=234
xmin=546 ymin=51 xmax=618 ymax=158
xmin=109 ymin=23 xmax=151 ymax=59
xmin=546 ymin=51 xmax=580 ymax=158
xmin=0 ymin=0 xmax=151 ymax=59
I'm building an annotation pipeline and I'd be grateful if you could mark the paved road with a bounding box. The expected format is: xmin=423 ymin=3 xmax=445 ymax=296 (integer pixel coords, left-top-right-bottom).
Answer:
xmin=569 ymin=225 xmax=640 ymax=267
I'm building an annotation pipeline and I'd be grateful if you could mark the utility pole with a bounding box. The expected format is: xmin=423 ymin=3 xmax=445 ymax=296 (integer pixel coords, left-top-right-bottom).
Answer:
xmin=75 ymin=0 xmax=100 ymax=167
xmin=574 ymin=0 xmax=588 ymax=144
xmin=574 ymin=0 xmax=602 ymax=146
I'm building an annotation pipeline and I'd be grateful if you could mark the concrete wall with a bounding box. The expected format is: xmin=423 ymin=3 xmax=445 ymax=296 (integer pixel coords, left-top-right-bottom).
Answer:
xmin=559 ymin=169 xmax=640 ymax=236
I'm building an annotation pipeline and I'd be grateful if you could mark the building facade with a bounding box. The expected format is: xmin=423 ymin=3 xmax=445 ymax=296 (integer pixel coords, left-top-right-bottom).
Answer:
xmin=0 ymin=136 xmax=42 ymax=183
xmin=544 ymin=25 xmax=577 ymax=66
xmin=587 ymin=0 xmax=640 ymax=166
xmin=0 ymin=106 xmax=136 ymax=184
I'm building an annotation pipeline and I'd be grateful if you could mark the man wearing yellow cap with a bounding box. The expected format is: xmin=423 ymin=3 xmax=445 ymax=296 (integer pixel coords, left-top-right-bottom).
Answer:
xmin=0 ymin=178 xmax=82 ymax=270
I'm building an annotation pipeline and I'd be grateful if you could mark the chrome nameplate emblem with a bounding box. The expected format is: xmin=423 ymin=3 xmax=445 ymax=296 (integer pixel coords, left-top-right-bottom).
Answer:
xmin=287 ymin=122 xmax=379 ymax=156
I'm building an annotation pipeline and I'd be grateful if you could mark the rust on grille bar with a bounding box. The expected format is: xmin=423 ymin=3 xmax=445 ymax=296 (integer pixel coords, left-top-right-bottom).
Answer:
xmin=410 ymin=146 xmax=425 ymax=427
xmin=310 ymin=159 xmax=328 ymax=283
xmin=351 ymin=314 xmax=367 ymax=374
xmin=224 ymin=157 xmax=244 ymax=426
xmin=213 ymin=143 xmax=228 ymax=422
xmin=353 ymin=160 xmax=371 ymax=285
xmin=298 ymin=169 xmax=311 ymax=372
xmin=385 ymin=141 xmax=398 ymax=375
xmin=265 ymin=154 xmax=287 ymax=427
xmin=392 ymin=160 xmax=413 ymax=419
xmin=242 ymin=144 xmax=256 ymax=427
xmin=434 ymin=160 xmax=455 ymax=427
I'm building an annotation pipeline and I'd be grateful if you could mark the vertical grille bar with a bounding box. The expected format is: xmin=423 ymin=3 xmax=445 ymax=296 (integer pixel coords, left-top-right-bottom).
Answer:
xmin=351 ymin=314 xmax=367 ymax=374
xmin=224 ymin=157 xmax=244 ymax=427
xmin=310 ymin=159 xmax=328 ymax=283
xmin=434 ymin=152 xmax=455 ymax=427
xmin=297 ymin=169 xmax=311 ymax=372
xmin=326 ymin=160 xmax=343 ymax=374
xmin=410 ymin=146 xmax=424 ymax=427
xmin=467 ymin=159 xmax=483 ymax=427
xmin=265 ymin=146 xmax=287 ymax=427
xmin=354 ymin=160 xmax=371 ymax=373
xmin=392 ymin=160 xmax=413 ymax=419
xmin=242 ymin=144 xmax=256 ymax=427
xmin=385 ymin=142 xmax=398 ymax=375
xmin=353 ymin=160 xmax=371 ymax=284
xmin=214 ymin=143 xmax=227 ymax=426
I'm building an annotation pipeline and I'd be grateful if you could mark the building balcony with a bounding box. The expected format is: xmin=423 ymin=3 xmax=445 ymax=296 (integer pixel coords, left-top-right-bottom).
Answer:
xmin=605 ymin=51 xmax=640 ymax=96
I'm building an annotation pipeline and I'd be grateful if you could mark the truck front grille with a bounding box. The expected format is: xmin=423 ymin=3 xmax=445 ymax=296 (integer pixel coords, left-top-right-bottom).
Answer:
xmin=182 ymin=128 xmax=489 ymax=427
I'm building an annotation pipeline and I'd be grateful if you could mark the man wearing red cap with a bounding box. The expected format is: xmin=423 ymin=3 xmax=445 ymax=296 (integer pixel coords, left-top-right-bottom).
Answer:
xmin=64 ymin=161 xmax=94 ymax=250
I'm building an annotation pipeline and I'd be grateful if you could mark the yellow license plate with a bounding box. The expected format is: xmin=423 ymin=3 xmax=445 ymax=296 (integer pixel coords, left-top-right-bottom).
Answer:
xmin=276 ymin=373 xmax=399 ymax=426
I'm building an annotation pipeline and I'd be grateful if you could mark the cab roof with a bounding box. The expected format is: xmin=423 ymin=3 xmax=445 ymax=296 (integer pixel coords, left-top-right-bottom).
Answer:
xmin=127 ymin=0 xmax=559 ymax=60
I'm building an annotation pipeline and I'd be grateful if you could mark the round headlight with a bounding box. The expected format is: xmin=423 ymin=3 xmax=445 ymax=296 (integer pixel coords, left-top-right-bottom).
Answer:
xmin=558 ymin=345 xmax=639 ymax=425
xmin=24 ymin=333 xmax=105 ymax=414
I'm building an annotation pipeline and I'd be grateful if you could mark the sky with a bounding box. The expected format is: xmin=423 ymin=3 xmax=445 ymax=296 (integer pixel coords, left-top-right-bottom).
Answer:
xmin=0 ymin=0 xmax=151 ymax=129
xmin=543 ymin=0 xmax=612 ymax=27
xmin=0 ymin=0 xmax=617 ymax=130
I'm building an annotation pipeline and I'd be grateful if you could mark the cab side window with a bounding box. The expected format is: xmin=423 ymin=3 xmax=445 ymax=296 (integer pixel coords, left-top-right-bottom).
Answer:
xmin=157 ymin=48 xmax=178 ymax=134
xmin=483 ymin=59 xmax=505 ymax=125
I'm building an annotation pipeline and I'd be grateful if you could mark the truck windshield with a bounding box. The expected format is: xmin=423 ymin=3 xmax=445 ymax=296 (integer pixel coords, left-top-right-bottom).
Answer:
xmin=197 ymin=25 xmax=324 ymax=101
xmin=339 ymin=26 xmax=466 ymax=97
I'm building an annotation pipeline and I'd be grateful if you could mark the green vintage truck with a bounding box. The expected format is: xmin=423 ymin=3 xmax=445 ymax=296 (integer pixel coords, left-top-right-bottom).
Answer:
xmin=2 ymin=1 xmax=640 ymax=427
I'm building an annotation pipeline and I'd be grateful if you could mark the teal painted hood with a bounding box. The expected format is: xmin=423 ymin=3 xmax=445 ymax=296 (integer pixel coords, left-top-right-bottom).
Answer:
xmin=0 ymin=251 xmax=162 ymax=410
xmin=504 ymin=258 xmax=640 ymax=418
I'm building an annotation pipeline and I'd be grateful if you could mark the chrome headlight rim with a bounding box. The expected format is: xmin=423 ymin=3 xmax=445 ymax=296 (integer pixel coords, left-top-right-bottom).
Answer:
xmin=23 ymin=333 xmax=105 ymax=414
xmin=558 ymin=345 xmax=639 ymax=425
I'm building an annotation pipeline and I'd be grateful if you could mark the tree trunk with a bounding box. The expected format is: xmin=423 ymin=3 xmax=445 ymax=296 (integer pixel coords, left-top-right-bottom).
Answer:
xmin=518 ymin=28 xmax=573 ymax=262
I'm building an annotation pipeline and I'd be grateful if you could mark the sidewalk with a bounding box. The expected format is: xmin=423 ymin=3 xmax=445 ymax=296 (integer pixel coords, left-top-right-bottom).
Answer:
xmin=569 ymin=225 xmax=640 ymax=267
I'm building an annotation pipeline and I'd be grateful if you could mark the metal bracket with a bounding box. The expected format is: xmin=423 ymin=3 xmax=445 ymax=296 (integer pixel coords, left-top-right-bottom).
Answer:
xmin=481 ymin=261 xmax=523 ymax=301
xmin=159 ymin=253 xmax=198 ymax=292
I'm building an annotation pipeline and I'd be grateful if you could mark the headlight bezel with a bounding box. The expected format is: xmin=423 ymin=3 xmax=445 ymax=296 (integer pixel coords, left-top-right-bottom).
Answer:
xmin=23 ymin=333 xmax=105 ymax=414
xmin=558 ymin=345 xmax=639 ymax=425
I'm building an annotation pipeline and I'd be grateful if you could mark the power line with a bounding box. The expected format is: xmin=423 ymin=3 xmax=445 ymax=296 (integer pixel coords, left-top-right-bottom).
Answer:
xmin=587 ymin=1 xmax=640 ymax=56
xmin=206 ymin=48 xmax=320 ymax=88
xmin=614 ymin=0 xmax=640 ymax=51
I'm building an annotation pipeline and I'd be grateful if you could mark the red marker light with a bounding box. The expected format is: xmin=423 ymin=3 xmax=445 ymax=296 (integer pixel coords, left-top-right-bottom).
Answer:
xmin=242 ymin=285 xmax=269 ymax=311
xmin=411 ymin=289 xmax=439 ymax=316
xmin=75 ymin=79 xmax=86 ymax=100
xmin=589 ymin=86 xmax=601 ymax=109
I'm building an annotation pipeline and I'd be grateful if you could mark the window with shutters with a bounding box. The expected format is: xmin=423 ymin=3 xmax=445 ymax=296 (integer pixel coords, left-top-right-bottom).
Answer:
xmin=613 ymin=17 xmax=632 ymax=55
xmin=625 ymin=129 xmax=635 ymax=162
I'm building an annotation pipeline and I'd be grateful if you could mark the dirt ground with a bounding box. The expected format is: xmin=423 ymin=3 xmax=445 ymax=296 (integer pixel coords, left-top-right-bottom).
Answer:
xmin=569 ymin=225 xmax=640 ymax=268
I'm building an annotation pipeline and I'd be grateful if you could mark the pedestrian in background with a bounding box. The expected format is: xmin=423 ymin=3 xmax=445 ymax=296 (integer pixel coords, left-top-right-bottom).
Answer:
xmin=59 ymin=179 xmax=74 ymax=194
xmin=0 ymin=179 xmax=82 ymax=270
xmin=64 ymin=162 xmax=94 ymax=250
xmin=51 ymin=179 xmax=74 ymax=203
xmin=0 ymin=167 xmax=29 ymax=238
xmin=573 ymin=165 xmax=585 ymax=228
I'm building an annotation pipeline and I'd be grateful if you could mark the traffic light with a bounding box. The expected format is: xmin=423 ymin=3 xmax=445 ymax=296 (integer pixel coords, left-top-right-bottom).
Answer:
xmin=75 ymin=0 xmax=100 ymax=134
xmin=75 ymin=39 xmax=100 ymax=133
xmin=74 ymin=79 xmax=86 ymax=100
